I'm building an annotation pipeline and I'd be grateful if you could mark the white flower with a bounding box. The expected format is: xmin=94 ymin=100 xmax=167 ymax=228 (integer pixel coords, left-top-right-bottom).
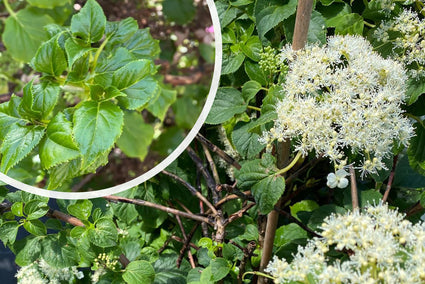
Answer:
xmin=326 ymin=169 xmax=349 ymax=189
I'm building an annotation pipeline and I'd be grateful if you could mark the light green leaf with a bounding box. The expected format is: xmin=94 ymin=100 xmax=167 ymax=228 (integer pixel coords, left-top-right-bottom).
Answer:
xmin=112 ymin=60 xmax=154 ymax=90
xmin=240 ymin=36 xmax=262 ymax=61
xmin=14 ymin=237 xmax=42 ymax=266
xmin=275 ymin=223 xmax=308 ymax=247
xmin=221 ymin=52 xmax=245 ymax=75
xmin=27 ymin=0 xmax=69 ymax=8
xmin=40 ymin=112 xmax=80 ymax=169
xmin=31 ymin=36 xmax=67 ymax=76
xmin=242 ymin=80 xmax=262 ymax=101
xmin=232 ymin=120 xmax=265 ymax=159
xmin=73 ymin=101 xmax=123 ymax=168
xmin=0 ymin=221 xmax=19 ymax=246
xmin=24 ymin=219 xmax=47 ymax=236
xmin=123 ymin=260 xmax=155 ymax=284
xmin=24 ymin=200 xmax=49 ymax=220
xmin=46 ymin=158 xmax=82 ymax=190
xmin=0 ymin=124 xmax=45 ymax=174
xmin=117 ymin=76 xmax=160 ymax=110
xmin=70 ymin=0 xmax=106 ymax=43
xmin=65 ymin=38 xmax=93 ymax=68
xmin=0 ymin=95 xmax=26 ymax=137
xmin=117 ymin=111 xmax=154 ymax=160
xmin=147 ymin=88 xmax=177 ymax=121
xmin=205 ymin=87 xmax=246 ymax=124
xmin=11 ymin=202 xmax=24 ymax=217
xmin=41 ymin=233 xmax=78 ymax=267
xmin=87 ymin=217 xmax=118 ymax=248
xmin=122 ymin=29 xmax=160 ymax=59
xmin=67 ymin=200 xmax=93 ymax=221
xmin=332 ymin=13 xmax=364 ymax=35
xmin=3 ymin=8 xmax=54 ymax=62
xmin=210 ymin=258 xmax=231 ymax=281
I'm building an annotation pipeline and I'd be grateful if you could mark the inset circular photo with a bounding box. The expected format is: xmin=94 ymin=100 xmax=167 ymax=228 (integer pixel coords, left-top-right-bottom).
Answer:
xmin=0 ymin=0 xmax=221 ymax=198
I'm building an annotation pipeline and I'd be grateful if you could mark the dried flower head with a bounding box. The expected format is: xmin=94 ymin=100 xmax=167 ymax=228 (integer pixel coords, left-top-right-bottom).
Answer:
xmin=266 ymin=203 xmax=425 ymax=283
xmin=261 ymin=35 xmax=413 ymax=176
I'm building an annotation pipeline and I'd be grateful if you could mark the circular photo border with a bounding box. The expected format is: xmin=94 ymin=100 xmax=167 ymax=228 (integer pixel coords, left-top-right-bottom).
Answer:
xmin=0 ymin=0 xmax=222 ymax=200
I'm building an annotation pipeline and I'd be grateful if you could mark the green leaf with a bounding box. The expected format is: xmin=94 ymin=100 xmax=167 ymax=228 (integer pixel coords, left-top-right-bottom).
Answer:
xmin=23 ymin=219 xmax=47 ymax=236
xmin=0 ymin=221 xmax=19 ymax=246
xmin=47 ymin=158 xmax=82 ymax=190
xmin=0 ymin=95 xmax=26 ymax=137
xmin=3 ymin=8 xmax=54 ymax=62
xmin=27 ymin=0 xmax=69 ymax=8
xmin=244 ymin=60 xmax=268 ymax=86
xmin=24 ymin=200 xmax=49 ymax=220
xmin=162 ymin=0 xmax=196 ymax=25
xmin=152 ymin=254 xmax=190 ymax=284
xmin=65 ymin=38 xmax=93 ymax=68
xmin=236 ymin=153 xmax=285 ymax=214
xmin=14 ymin=236 xmax=42 ymax=266
xmin=221 ymin=52 xmax=245 ymax=75
xmin=39 ymin=112 xmax=80 ymax=169
xmin=116 ymin=111 xmax=154 ymax=160
xmin=275 ymin=223 xmax=308 ymax=247
xmin=117 ymin=76 xmax=160 ymax=110
xmin=87 ymin=217 xmax=118 ymax=248
xmin=210 ymin=258 xmax=231 ymax=281
xmin=232 ymin=120 xmax=265 ymax=159
xmin=242 ymin=80 xmax=262 ymax=101
xmin=106 ymin=17 xmax=139 ymax=46
xmin=239 ymin=224 xmax=259 ymax=241
xmin=70 ymin=0 xmax=106 ymax=43
xmin=73 ymin=101 xmax=123 ymax=168
xmin=0 ymin=124 xmax=45 ymax=174
xmin=147 ymin=88 xmax=177 ymax=121
xmin=319 ymin=2 xmax=351 ymax=26
xmin=290 ymin=200 xmax=320 ymax=220
xmin=67 ymin=200 xmax=93 ymax=221
xmin=123 ymin=260 xmax=155 ymax=284
xmin=406 ymin=78 xmax=425 ymax=105
xmin=308 ymin=205 xmax=347 ymax=231
xmin=215 ymin=1 xmax=239 ymax=28
xmin=240 ymin=36 xmax=262 ymax=61
xmin=31 ymin=36 xmax=67 ymax=76
xmin=112 ymin=60 xmax=155 ymax=90
xmin=122 ymin=29 xmax=160 ymax=59
xmin=205 ymin=88 xmax=246 ymax=124
xmin=332 ymin=13 xmax=364 ymax=35
xmin=408 ymin=122 xmax=425 ymax=174
xmin=307 ymin=11 xmax=327 ymax=44
xmin=394 ymin=154 xmax=425 ymax=188
xmin=41 ymin=233 xmax=78 ymax=267
xmin=11 ymin=202 xmax=24 ymax=217
xmin=254 ymin=0 xmax=297 ymax=40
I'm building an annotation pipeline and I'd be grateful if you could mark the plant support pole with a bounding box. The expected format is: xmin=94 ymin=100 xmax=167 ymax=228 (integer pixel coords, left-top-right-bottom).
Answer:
xmin=258 ymin=0 xmax=314 ymax=282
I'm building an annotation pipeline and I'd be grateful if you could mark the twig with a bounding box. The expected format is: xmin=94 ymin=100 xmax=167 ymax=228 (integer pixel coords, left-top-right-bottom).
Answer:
xmin=238 ymin=241 xmax=257 ymax=284
xmin=158 ymin=236 xmax=173 ymax=254
xmin=406 ymin=201 xmax=424 ymax=218
xmin=216 ymin=183 xmax=251 ymax=200
xmin=196 ymin=133 xmax=241 ymax=170
xmin=71 ymin=173 xmax=96 ymax=192
xmin=177 ymin=223 xmax=201 ymax=267
xmin=104 ymin=195 xmax=214 ymax=225
xmin=171 ymin=235 xmax=199 ymax=250
xmin=275 ymin=207 xmax=321 ymax=238
xmin=349 ymin=165 xmax=359 ymax=211
xmin=161 ymin=170 xmax=218 ymax=216
xmin=382 ymin=155 xmax=399 ymax=203
xmin=223 ymin=202 xmax=256 ymax=226
xmin=201 ymin=143 xmax=221 ymax=186
xmin=215 ymin=190 xmax=252 ymax=208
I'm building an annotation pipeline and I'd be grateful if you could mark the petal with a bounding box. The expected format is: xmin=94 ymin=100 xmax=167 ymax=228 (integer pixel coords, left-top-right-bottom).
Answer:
xmin=337 ymin=177 xmax=349 ymax=188
xmin=335 ymin=169 xmax=349 ymax=178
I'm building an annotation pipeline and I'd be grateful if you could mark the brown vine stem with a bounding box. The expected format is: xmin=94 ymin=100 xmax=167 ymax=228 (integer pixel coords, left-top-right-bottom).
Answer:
xmin=349 ymin=165 xmax=359 ymax=211
xmin=103 ymin=195 xmax=214 ymax=225
xmin=382 ymin=155 xmax=399 ymax=203
xmin=258 ymin=0 xmax=314 ymax=281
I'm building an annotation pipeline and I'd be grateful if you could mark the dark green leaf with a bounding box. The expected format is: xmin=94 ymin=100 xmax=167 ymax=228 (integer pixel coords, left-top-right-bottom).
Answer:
xmin=23 ymin=219 xmax=47 ymax=236
xmin=215 ymin=1 xmax=239 ymax=28
xmin=406 ymin=78 xmax=425 ymax=105
xmin=394 ymin=154 xmax=425 ymax=188
xmin=0 ymin=221 xmax=19 ymax=246
xmin=153 ymin=254 xmax=190 ymax=284
xmin=70 ymin=0 xmax=106 ymax=43
xmin=408 ymin=122 xmax=425 ymax=174
xmin=308 ymin=205 xmax=347 ymax=231
xmin=232 ymin=120 xmax=265 ymax=159
xmin=41 ymin=233 xmax=78 ymax=267
xmin=112 ymin=60 xmax=155 ymax=90
xmin=221 ymin=52 xmax=245 ymax=75
xmin=332 ymin=13 xmax=364 ymax=35
xmin=146 ymin=88 xmax=177 ymax=121
xmin=210 ymin=258 xmax=230 ymax=281
xmin=163 ymin=0 xmax=196 ymax=25
xmin=205 ymin=88 xmax=246 ymax=124
xmin=117 ymin=76 xmax=160 ymax=110
xmin=244 ymin=60 xmax=268 ymax=86
xmin=123 ymin=260 xmax=155 ymax=284
xmin=87 ymin=217 xmax=118 ymax=248
xmin=0 ymin=124 xmax=45 ymax=174
xmin=14 ymin=236 xmax=42 ymax=266
xmin=20 ymin=79 xmax=60 ymax=120
xmin=116 ymin=111 xmax=154 ymax=160
xmin=275 ymin=223 xmax=308 ymax=247
xmin=31 ymin=36 xmax=67 ymax=76
xmin=122 ymin=29 xmax=160 ymax=59
xmin=242 ymin=80 xmax=262 ymax=101
xmin=24 ymin=200 xmax=49 ymax=220
xmin=106 ymin=17 xmax=139 ymax=46
xmin=67 ymin=200 xmax=93 ymax=221
xmin=64 ymin=37 xmax=93 ymax=68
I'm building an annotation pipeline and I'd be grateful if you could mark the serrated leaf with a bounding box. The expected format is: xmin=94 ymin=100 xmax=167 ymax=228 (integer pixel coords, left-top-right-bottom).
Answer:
xmin=210 ymin=258 xmax=231 ymax=281
xmin=27 ymin=0 xmax=68 ymax=8
xmin=87 ymin=217 xmax=118 ymax=248
xmin=163 ymin=0 xmax=196 ymax=25
xmin=40 ymin=112 xmax=80 ymax=169
xmin=117 ymin=76 xmax=160 ymax=110
xmin=65 ymin=37 xmax=93 ymax=68
xmin=333 ymin=13 xmax=364 ymax=35
xmin=14 ymin=236 xmax=42 ymax=266
xmin=3 ymin=8 xmax=54 ymax=62
xmin=147 ymin=88 xmax=177 ymax=121
xmin=122 ymin=29 xmax=160 ymax=59
xmin=123 ymin=260 xmax=155 ymax=284
xmin=221 ymin=52 xmax=245 ymax=75
xmin=215 ymin=1 xmax=239 ymax=28
xmin=70 ymin=0 xmax=106 ymax=43
xmin=254 ymin=0 xmax=297 ymax=40
xmin=112 ymin=60 xmax=154 ymax=90
xmin=242 ymin=80 xmax=262 ymax=101
xmin=240 ymin=36 xmax=262 ymax=61
xmin=0 ymin=124 xmax=45 ymax=174
xmin=105 ymin=17 xmax=139 ymax=46
xmin=24 ymin=200 xmax=49 ymax=220
xmin=47 ymin=158 xmax=82 ymax=190
xmin=41 ymin=233 xmax=78 ymax=268
xmin=67 ymin=200 xmax=93 ymax=221
xmin=275 ymin=223 xmax=308 ymax=247
xmin=0 ymin=221 xmax=19 ymax=246
xmin=152 ymin=254 xmax=189 ymax=284
xmin=232 ymin=120 xmax=265 ymax=159
xmin=11 ymin=202 xmax=24 ymax=217
xmin=116 ymin=111 xmax=154 ymax=160
xmin=252 ymin=174 xmax=285 ymax=214
xmin=406 ymin=78 xmax=425 ymax=105
xmin=31 ymin=36 xmax=67 ymax=76
xmin=205 ymin=87 xmax=246 ymax=124
xmin=408 ymin=122 xmax=425 ymax=174
xmin=23 ymin=219 xmax=47 ymax=236
xmin=244 ymin=60 xmax=268 ymax=86
xmin=73 ymin=101 xmax=123 ymax=168
xmin=0 ymin=95 xmax=26 ymax=137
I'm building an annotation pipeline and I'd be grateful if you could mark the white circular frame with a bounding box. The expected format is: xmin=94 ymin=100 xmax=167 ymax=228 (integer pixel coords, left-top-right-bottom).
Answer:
xmin=0 ymin=0 xmax=222 ymax=199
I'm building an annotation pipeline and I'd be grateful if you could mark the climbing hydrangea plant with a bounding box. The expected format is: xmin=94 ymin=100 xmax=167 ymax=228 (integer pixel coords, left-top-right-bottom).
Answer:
xmin=0 ymin=0 xmax=164 ymax=190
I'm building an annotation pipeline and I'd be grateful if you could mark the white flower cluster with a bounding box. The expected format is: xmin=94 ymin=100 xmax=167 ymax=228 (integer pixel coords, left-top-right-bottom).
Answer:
xmin=16 ymin=259 xmax=84 ymax=284
xmin=260 ymin=35 xmax=413 ymax=176
xmin=266 ymin=203 xmax=425 ymax=283
xmin=374 ymin=8 xmax=425 ymax=79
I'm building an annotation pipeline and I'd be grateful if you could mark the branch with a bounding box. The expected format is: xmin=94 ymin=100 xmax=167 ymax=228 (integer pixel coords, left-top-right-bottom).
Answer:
xmin=238 ymin=241 xmax=257 ymax=284
xmin=103 ymin=195 xmax=214 ymax=225
xmin=196 ymin=133 xmax=241 ymax=170
xmin=382 ymin=155 xmax=398 ymax=203
xmin=349 ymin=165 xmax=359 ymax=211
xmin=161 ymin=170 xmax=218 ymax=216
xmin=224 ymin=202 xmax=256 ymax=226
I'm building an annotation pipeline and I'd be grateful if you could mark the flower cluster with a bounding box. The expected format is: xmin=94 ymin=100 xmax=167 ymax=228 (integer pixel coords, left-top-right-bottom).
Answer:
xmin=260 ymin=35 xmax=413 ymax=177
xmin=374 ymin=8 xmax=425 ymax=79
xmin=266 ymin=203 xmax=425 ymax=283
xmin=16 ymin=259 xmax=84 ymax=284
